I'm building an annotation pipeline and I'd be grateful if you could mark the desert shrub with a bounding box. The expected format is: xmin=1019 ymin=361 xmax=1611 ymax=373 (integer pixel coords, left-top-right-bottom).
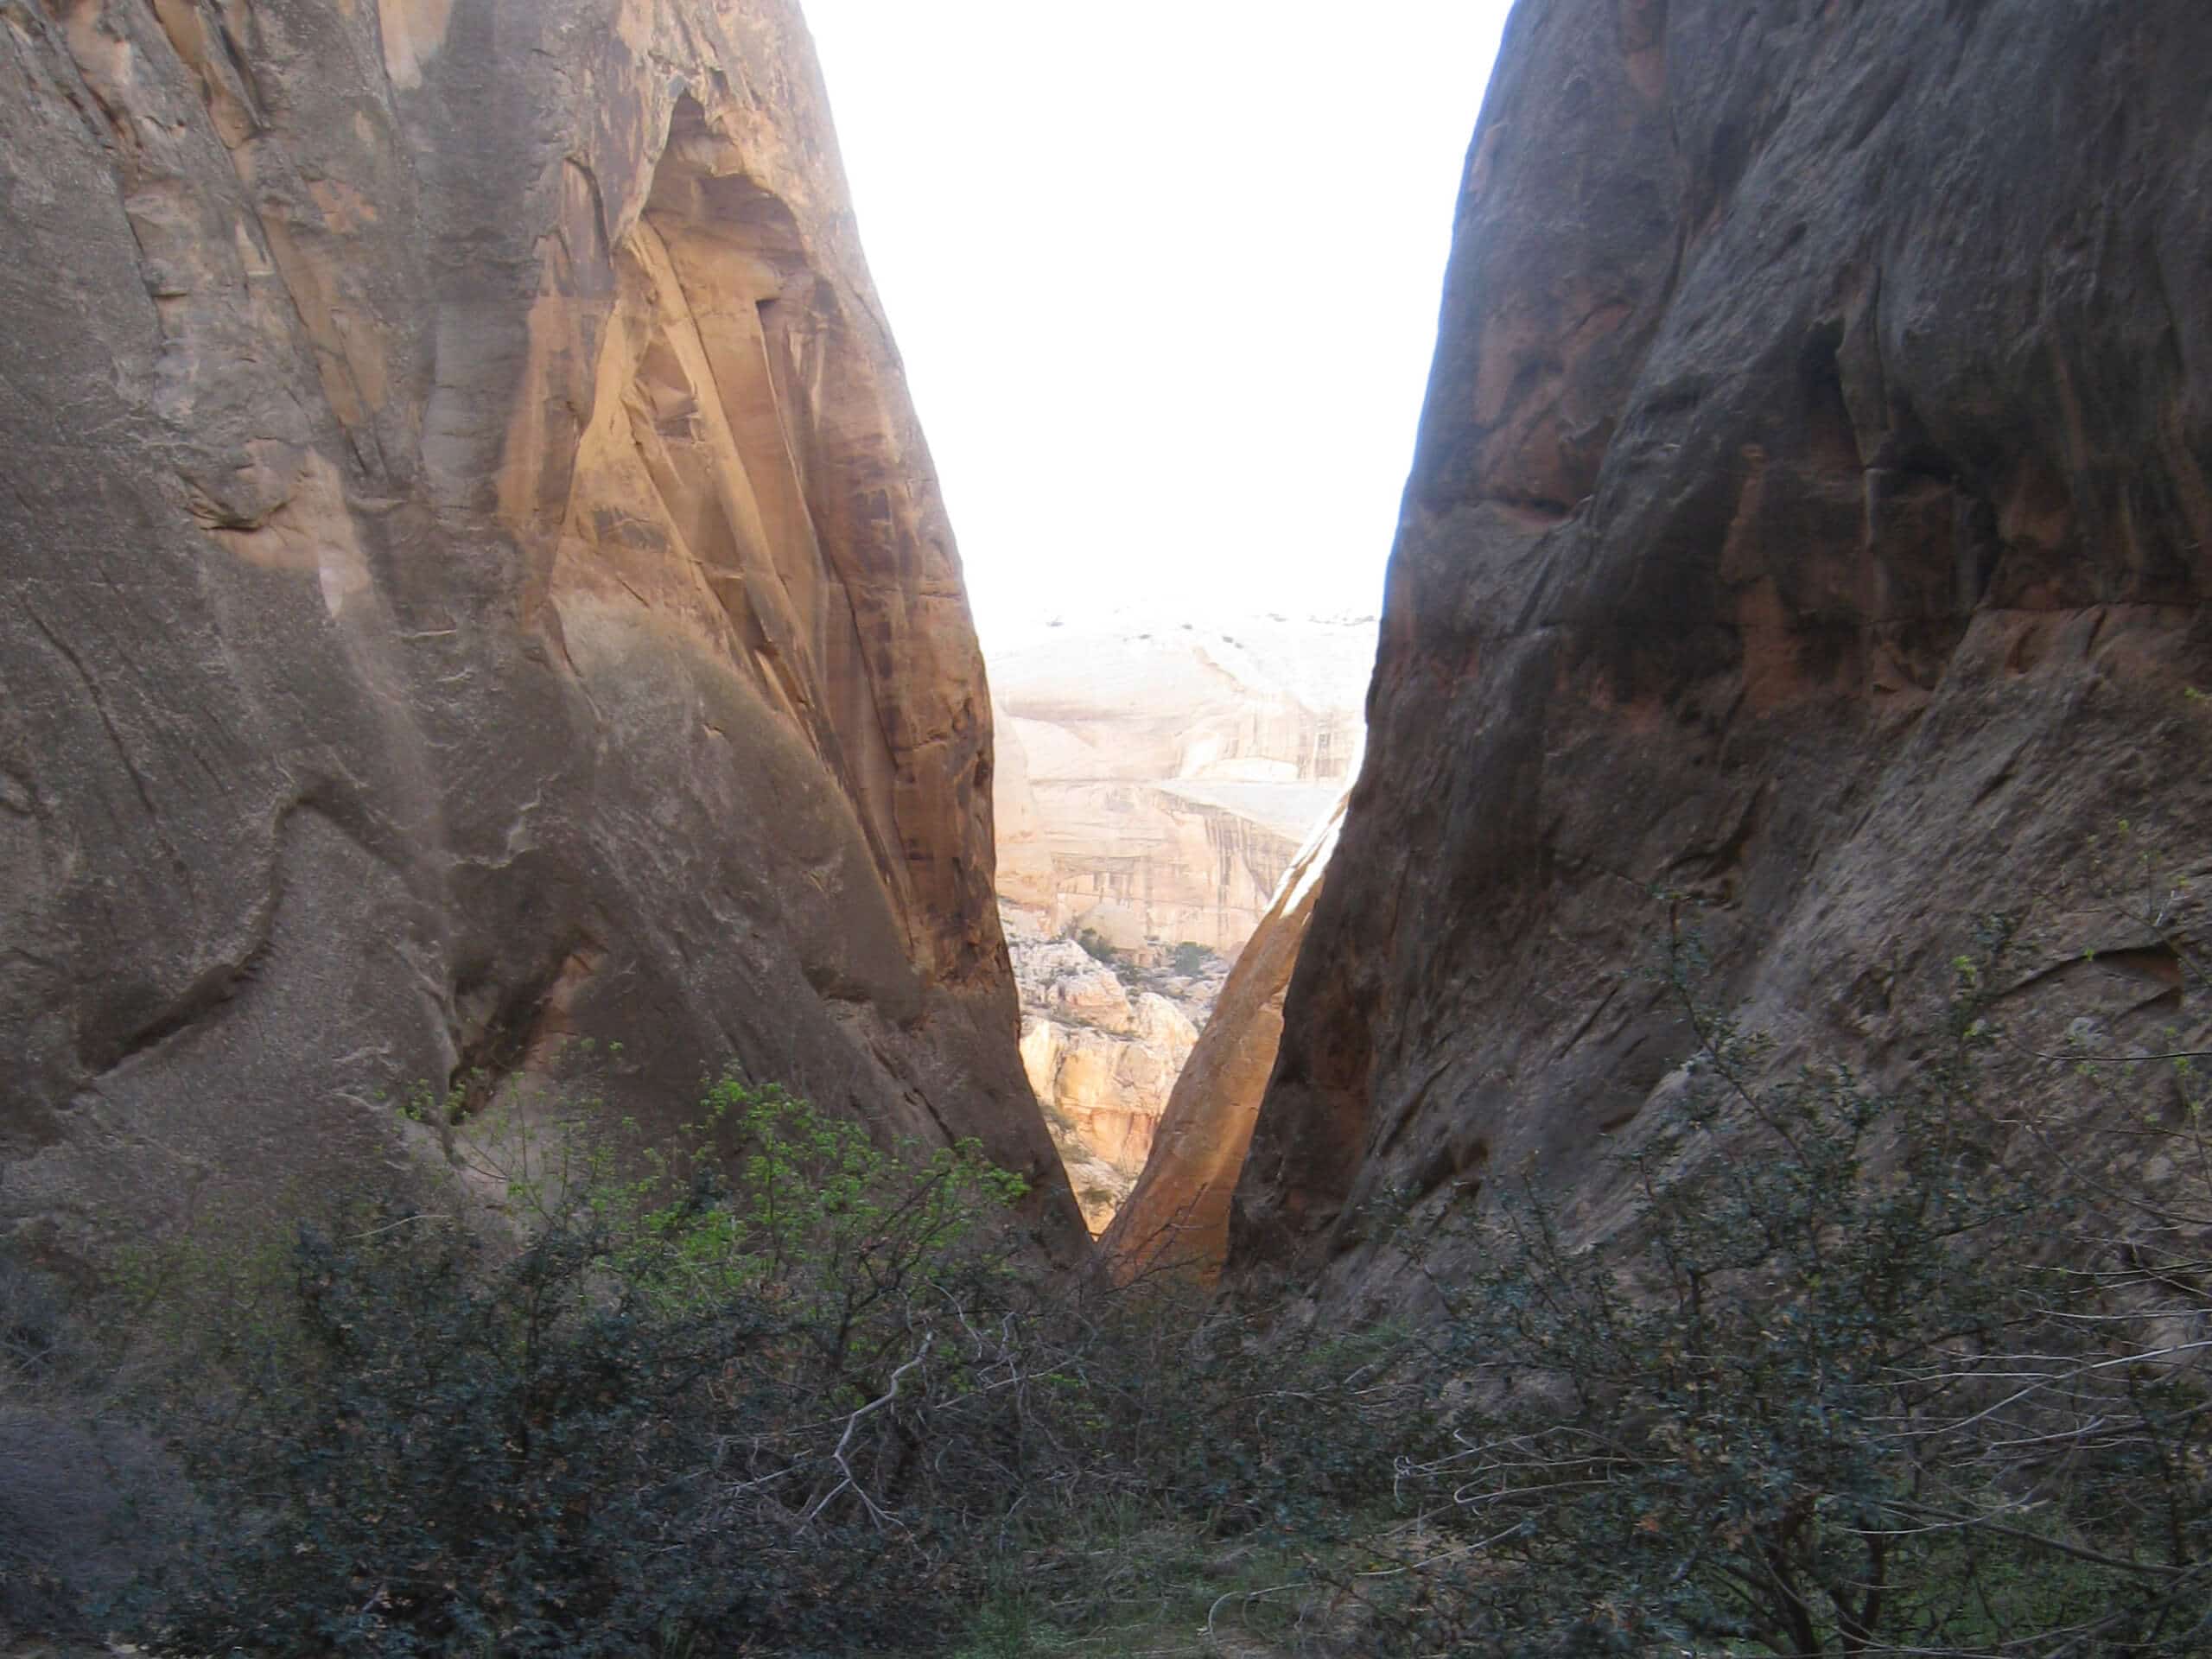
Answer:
xmin=1072 ymin=926 xmax=1116 ymax=966
xmin=150 ymin=1208 xmax=755 ymax=1655
xmin=0 ymin=1248 xmax=192 ymax=1642
xmin=24 ymin=1068 xmax=1426 ymax=1656
xmin=0 ymin=1407 xmax=176 ymax=1645
xmin=0 ymin=1405 xmax=188 ymax=1639
xmin=1170 ymin=941 xmax=1212 ymax=976
xmin=1068 ymin=925 xmax=1147 ymax=988
xmin=22 ymin=875 xmax=2209 ymax=1657
xmin=926 ymin=1260 xmax=1434 ymax=1657
xmin=128 ymin=1078 xmax=1047 ymax=1657
xmin=0 ymin=1249 xmax=76 ymax=1382
xmin=1359 ymin=924 xmax=2212 ymax=1656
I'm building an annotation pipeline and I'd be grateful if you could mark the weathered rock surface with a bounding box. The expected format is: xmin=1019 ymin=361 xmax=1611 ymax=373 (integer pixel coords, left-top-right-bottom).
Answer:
xmin=0 ymin=0 xmax=1079 ymax=1253
xmin=992 ymin=611 xmax=1370 ymax=957
xmin=990 ymin=613 xmax=1363 ymax=1232
xmin=1234 ymin=0 xmax=2212 ymax=1295
xmin=1103 ymin=793 xmax=1343 ymax=1280
xmin=1004 ymin=909 xmax=1212 ymax=1233
xmin=1022 ymin=1002 xmax=1195 ymax=1211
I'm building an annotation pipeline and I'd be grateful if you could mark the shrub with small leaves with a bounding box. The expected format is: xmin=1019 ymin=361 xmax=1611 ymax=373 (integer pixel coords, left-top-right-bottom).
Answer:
xmin=136 ymin=1077 xmax=1043 ymax=1657
xmin=1367 ymin=923 xmax=2212 ymax=1657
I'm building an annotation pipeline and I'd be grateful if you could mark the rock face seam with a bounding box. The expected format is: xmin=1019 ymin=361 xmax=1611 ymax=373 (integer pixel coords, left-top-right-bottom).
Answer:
xmin=990 ymin=614 xmax=1370 ymax=1230
xmin=1103 ymin=792 xmax=1348 ymax=1280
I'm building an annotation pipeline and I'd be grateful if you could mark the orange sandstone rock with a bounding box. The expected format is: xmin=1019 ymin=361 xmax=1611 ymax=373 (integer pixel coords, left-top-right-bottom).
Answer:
xmin=1103 ymin=796 xmax=1344 ymax=1281
xmin=0 ymin=0 xmax=1079 ymax=1253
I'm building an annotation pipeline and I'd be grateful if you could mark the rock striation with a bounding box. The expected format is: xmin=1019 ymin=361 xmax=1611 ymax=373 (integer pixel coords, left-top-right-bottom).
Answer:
xmin=990 ymin=610 xmax=1365 ymax=1232
xmin=992 ymin=611 xmax=1370 ymax=957
xmin=0 ymin=0 xmax=1080 ymax=1253
xmin=1233 ymin=0 xmax=2212 ymax=1294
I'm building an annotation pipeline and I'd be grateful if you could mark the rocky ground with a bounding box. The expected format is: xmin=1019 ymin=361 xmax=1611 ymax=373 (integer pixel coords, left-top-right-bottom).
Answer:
xmin=1001 ymin=904 xmax=1226 ymax=1231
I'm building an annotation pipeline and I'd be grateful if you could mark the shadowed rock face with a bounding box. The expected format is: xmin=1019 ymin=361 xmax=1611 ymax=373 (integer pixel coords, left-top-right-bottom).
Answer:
xmin=1232 ymin=0 xmax=2212 ymax=1295
xmin=0 ymin=0 xmax=1081 ymax=1253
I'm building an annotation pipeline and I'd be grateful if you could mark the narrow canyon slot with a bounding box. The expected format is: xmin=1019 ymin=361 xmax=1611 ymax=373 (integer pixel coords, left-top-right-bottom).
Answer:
xmin=9 ymin=1 xmax=2212 ymax=1652
xmin=985 ymin=612 xmax=1370 ymax=1234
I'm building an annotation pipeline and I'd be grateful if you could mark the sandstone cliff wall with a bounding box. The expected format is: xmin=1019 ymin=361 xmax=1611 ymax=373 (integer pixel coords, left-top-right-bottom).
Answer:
xmin=1234 ymin=0 xmax=2212 ymax=1294
xmin=991 ymin=612 xmax=1363 ymax=1232
xmin=1007 ymin=782 xmax=1309 ymax=957
xmin=1003 ymin=909 xmax=1217 ymax=1234
xmin=0 ymin=0 xmax=1079 ymax=1252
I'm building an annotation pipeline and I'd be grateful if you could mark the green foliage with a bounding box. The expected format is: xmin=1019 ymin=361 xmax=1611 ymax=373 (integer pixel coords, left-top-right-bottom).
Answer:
xmin=104 ymin=1186 xmax=319 ymax=1372
xmin=0 ymin=1249 xmax=180 ymax=1640
xmin=715 ymin=1078 xmax=1030 ymax=1294
xmin=1360 ymin=922 xmax=2212 ymax=1656
xmin=124 ymin=1077 xmax=1046 ymax=1657
xmin=155 ymin=1207 xmax=778 ymax=1656
xmin=1073 ymin=927 xmax=1117 ymax=966
xmin=16 ymin=861 xmax=2212 ymax=1658
xmin=1071 ymin=926 xmax=1145 ymax=988
xmin=1169 ymin=941 xmax=1213 ymax=977
xmin=921 ymin=1261 xmax=1431 ymax=1657
xmin=94 ymin=1069 xmax=1424 ymax=1656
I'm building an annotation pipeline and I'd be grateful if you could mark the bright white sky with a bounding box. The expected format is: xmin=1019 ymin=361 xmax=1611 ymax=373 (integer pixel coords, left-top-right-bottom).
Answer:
xmin=802 ymin=2 xmax=1512 ymax=645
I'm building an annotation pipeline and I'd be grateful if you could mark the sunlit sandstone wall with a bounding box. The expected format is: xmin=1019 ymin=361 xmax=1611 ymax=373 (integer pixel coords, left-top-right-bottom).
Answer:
xmin=1103 ymin=794 xmax=1344 ymax=1279
xmin=0 ymin=0 xmax=1081 ymax=1254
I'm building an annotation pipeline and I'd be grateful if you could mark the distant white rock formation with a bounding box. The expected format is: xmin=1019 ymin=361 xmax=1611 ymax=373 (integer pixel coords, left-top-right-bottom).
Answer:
xmin=989 ymin=607 xmax=1370 ymax=1230
xmin=990 ymin=607 xmax=1372 ymax=957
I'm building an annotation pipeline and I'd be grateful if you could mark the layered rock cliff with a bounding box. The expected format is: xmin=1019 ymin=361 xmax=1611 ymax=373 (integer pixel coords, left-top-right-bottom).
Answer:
xmin=1003 ymin=905 xmax=1217 ymax=1233
xmin=1233 ymin=0 xmax=2212 ymax=1294
xmin=990 ymin=611 xmax=1364 ymax=1230
xmin=0 ymin=0 xmax=1079 ymax=1252
xmin=992 ymin=612 xmax=1369 ymax=956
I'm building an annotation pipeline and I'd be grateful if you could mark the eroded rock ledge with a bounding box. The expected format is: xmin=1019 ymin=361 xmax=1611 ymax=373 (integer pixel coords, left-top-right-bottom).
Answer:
xmin=989 ymin=611 xmax=1367 ymax=1230
xmin=1004 ymin=907 xmax=1218 ymax=1234
xmin=993 ymin=612 xmax=1370 ymax=956
xmin=1103 ymin=793 xmax=1344 ymax=1278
